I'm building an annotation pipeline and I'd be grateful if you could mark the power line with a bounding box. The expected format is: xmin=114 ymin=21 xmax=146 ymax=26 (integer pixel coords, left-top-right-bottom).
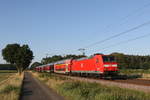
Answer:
xmin=66 ymin=20 xmax=150 ymax=55
xmin=83 ymin=20 xmax=150 ymax=49
xmin=95 ymin=2 xmax=150 ymax=36
xmin=79 ymin=2 xmax=150 ymax=50
xmin=65 ymin=2 xmax=150 ymax=54
xmin=122 ymin=2 xmax=150 ymax=20
xmin=92 ymin=33 xmax=150 ymax=53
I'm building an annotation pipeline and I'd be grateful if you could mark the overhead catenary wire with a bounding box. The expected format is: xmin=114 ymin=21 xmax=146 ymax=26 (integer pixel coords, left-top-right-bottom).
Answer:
xmin=104 ymin=1 xmax=150 ymax=30
xmin=83 ymin=20 xmax=150 ymax=49
xmin=65 ymin=19 xmax=150 ymax=55
xmin=63 ymin=2 xmax=150 ymax=55
xmin=91 ymin=33 xmax=150 ymax=53
xmin=78 ymin=2 xmax=150 ymax=51
xmin=121 ymin=2 xmax=150 ymax=20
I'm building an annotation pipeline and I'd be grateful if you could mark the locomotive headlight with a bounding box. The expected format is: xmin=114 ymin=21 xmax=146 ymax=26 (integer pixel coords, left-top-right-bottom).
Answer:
xmin=104 ymin=65 xmax=109 ymax=67
xmin=112 ymin=64 xmax=117 ymax=67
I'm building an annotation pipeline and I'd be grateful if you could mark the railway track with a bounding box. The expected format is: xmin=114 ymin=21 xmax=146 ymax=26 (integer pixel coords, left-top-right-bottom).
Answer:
xmin=112 ymin=79 xmax=150 ymax=86
xmin=55 ymin=74 xmax=150 ymax=93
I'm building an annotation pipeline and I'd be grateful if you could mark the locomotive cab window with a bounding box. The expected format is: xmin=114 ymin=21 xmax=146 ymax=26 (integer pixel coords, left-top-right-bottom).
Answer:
xmin=109 ymin=56 xmax=115 ymax=62
xmin=102 ymin=56 xmax=115 ymax=62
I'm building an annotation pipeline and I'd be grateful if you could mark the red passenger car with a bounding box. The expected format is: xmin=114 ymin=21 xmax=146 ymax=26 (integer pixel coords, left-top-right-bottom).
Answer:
xmin=43 ymin=64 xmax=54 ymax=72
xmin=35 ymin=67 xmax=39 ymax=71
xmin=54 ymin=59 xmax=72 ymax=74
xmin=38 ymin=66 xmax=42 ymax=72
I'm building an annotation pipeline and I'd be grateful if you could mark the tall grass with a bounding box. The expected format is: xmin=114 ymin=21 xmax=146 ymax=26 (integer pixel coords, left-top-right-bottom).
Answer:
xmin=0 ymin=84 xmax=20 ymax=94
xmin=33 ymin=72 xmax=150 ymax=100
xmin=58 ymin=81 xmax=150 ymax=100
xmin=0 ymin=70 xmax=17 ymax=82
xmin=0 ymin=73 xmax=23 ymax=100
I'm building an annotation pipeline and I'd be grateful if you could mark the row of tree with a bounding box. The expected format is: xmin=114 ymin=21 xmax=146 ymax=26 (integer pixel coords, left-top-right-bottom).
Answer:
xmin=41 ymin=54 xmax=86 ymax=64
xmin=111 ymin=53 xmax=150 ymax=69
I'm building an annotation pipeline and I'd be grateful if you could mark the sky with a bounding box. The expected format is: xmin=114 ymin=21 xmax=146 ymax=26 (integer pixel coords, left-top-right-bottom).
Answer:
xmin=1 ymin=0 xmax=150 ymax=64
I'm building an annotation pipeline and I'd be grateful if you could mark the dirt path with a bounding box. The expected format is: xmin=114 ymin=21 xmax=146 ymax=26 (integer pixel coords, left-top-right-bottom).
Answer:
xmin=20 ymin=72 xmax=65 ymax=100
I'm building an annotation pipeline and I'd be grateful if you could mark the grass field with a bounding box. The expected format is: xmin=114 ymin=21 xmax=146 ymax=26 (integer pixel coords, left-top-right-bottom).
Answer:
xmin=0 ymin=70 xmax=23 ymax=100
xmin=32 ymin=72 xmax=150 ymax=100
xmin=0 ymin=70 xmax=17 ymax=82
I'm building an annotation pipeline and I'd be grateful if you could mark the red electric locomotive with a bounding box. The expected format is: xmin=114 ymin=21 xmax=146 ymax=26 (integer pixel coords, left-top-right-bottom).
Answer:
xmin=71 ymin=54 xmax=118 ymax=76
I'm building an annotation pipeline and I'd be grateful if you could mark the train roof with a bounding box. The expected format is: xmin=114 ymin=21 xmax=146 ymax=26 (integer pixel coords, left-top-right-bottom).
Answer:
xmin=94 ymin=53 xmax=104 ymax=55
xmin=75 ymin=53 xmax=105 ymax=61
xmin=47 ymin=63 xmax=54 ymax=66
xmin=75 ymin=57 xmax=89 ymax=61
xmin=36 ymin=62 xmax=55 ymax=68
xmin=54 ymin=59 xmax=72 ymax=64
xmin=36 ymin=53 xmax=110 ymax=67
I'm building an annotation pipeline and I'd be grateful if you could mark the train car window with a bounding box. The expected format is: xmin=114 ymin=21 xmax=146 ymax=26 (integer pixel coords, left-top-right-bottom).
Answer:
xmin=109 ymin=56 xmax=115 ymax=62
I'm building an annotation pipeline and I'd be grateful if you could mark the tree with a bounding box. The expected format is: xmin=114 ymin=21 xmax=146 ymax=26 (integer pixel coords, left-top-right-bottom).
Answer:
xmin=142 ymin=62 xmax=150 ymax=70
xmin=30 ymin=62 xmax=42 ymax=70
xmin=41 ymin=54 xmax=86 ymax=64
xmin=111 ymin=52 xmax=150 ymax=69
xmin=41 ymin=55 xmax=63 ymax=64
xmin=2 ymin=43 xmax=33 ymax=75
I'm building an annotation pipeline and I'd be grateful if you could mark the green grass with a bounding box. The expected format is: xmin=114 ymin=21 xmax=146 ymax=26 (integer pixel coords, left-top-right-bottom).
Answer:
xmin=35 ymin=73 xmax=150 ymax=100
xmin=0 ymin=73 xmax=23 ymax=100
xmin=57 ymin=81 xmax=150 ymax=100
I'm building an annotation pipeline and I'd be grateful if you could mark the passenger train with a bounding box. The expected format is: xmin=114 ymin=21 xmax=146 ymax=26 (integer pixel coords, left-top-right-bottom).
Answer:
xmin=35 ymin=54 xmax=118 ymax=77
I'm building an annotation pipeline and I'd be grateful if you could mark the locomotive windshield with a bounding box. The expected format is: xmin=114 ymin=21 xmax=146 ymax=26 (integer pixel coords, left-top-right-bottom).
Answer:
xmin=102 ymin=56 xmax=115 ymax=62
